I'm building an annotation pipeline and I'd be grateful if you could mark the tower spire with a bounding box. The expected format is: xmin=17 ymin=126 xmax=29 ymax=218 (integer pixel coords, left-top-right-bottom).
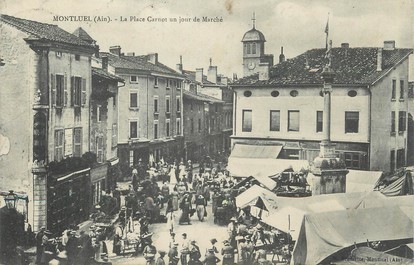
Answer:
xmin=252 ymin=12 xmax=256 ymax=29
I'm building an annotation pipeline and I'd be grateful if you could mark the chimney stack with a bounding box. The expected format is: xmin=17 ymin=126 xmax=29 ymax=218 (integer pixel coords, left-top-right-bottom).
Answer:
xmin=341 ymin=43 xmax=349 ymax=49
xmin=126 ymin=52 xmax=135 ymax=56
xmin=176 ymin=55 xmax=183 ymax=74
xmin=196 ymin=68 xmax=203 ymax=83
xmin=102 ymin=56 xmax=108 ymax=71
xmin=207 ymin=65 xmax=218 ymax=84
xmin=383 ymin=40 xmax=395 ymax=50
xmin=377 ymin=48 xmax=383 ymax=71
xmin=258 ymin=62 xmax=270 ymax=81
xmin=148 ymin=53 xmax=158 ymax=64
xmin=279 ymin=46 xmax=285 ymax=63
xmin=109 ymin=45 xmax=121 ymax=56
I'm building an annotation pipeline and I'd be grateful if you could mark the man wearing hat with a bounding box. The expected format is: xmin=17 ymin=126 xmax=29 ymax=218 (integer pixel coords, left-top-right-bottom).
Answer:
xmin=35 ymin=226 xmax=45 ymax=264
xmin=209 ymin=238 xmax=218 ymax=254
xmin=156 ymin=250 xmax=167 ymax=265
xmin=143 ymin=238 xmax=157 ymax=265
xmin=66 ymin=231 xmax=79 ymax=265
xmin=242 ymin=236 xmax=254 ymax=265
xmin=40 ymin=230 xmax=53 ymax=265
xmin=221 ymin=240 xmax=235 ymax=265
xmin=203 ymin=248 xmax=220 ymax=265
xmin=168 ymin=242 xmax=179 ymax=265
xmin=188 ymin=240 xmax=201 ymax=265
xmin=180 ymin=233 xmax=190 ymax=265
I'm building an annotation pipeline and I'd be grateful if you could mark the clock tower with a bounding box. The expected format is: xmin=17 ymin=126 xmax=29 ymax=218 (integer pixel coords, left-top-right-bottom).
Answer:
xmin=242 ymin=13 xmax=274 ymax=77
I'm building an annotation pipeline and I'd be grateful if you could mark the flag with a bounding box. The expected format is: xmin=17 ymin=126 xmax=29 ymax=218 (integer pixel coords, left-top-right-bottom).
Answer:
xmin=324 ymin=17 xmax=329 ymax=34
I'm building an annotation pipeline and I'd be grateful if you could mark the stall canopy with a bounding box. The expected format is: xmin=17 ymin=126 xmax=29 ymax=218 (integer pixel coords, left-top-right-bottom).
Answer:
xmin=332 ymin=247 xmax=413 ymax=264
xmin=292 ymin=206 xmax=414 ymax=265
xmin=375 ymin=169 xmax=414 ymax=196
xmin=346 ymin=170 xmax=383 ymax=193
xmin=232 ymin=175 xmax=277 ymax=190
xmin=384 ymin=243 xmax=414 ymax=260
xmin=235 ymin=185 xmax=278 ymax=211
xmin=230 ymin=143 xmax=283 ymax=158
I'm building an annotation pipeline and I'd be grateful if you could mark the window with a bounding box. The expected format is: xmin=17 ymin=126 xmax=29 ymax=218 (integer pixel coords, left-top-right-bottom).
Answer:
xmin=390 ymin=150 xmax=395 ymax=172
xmin=215 ymin=105 xmax=218 ymax=112
xmin=247 ymin=43 xmax=251 ymax=54
xmin=96 ymin=105 xmax=102 ymax=122
xmin=176 ymin=118 xmax=181 ymax=135
xmin=75 ymin=54 xmax=80 ymax=61
xmin=348 ymin=90 xmax=357 ymax=97
xmin=344 ymin=152 xmax=361 ymax=169
xmin=166 ymin=79 xmax=171 ymax=89
xmin=130 ymin=75 xmax=138 ymax=83
xmin=166 ymin=97 xmax=170 ymax=113
xmin=396 ymin=149 xmax=405 ymax=169
xmin=54 ymin=129 xmax=64 ymax=161
xmin=130 ymin=91 xmax=138 ymax=108
xmin=392 ymin=80 xmax=396 ymax=100
xmin=316 ymin=111 xmax=323 ymax=132
xmin=154 ymin=97 xmax=159 ymax=113
xmin=56 ymin=74 xmax=65 ymax=106
xmin=244 ymin=91 xmax=252 ymax=97
xmin=290 ymin=90 xmax=299 ymax=97
xmin=242 ymin=110 xmax=252 ymax=132
xmin=176 ymin=96 xmax=181 ymax=112
xmin=154 ymin=77 xmax=159 ymax=87
xmin=71 ymin=76 xmax=82 ymax=106
xmin=391 ymin=111 xmax=396 ymax=134
xmin=271 ymin=91 xmax=279 ymax=97
xmin=345 ymin=111 xmax=359 ymax=133
xmin=270 ymin=110 xmax=280 ymax=131
xmin=56 ymin=51 xmax=62 ymax=58
xmin=73 ymin=128 xmax=82 ymax=157
xmin=198 ymin=118 xmax=202 ymax=132
xmin=166 ymin=119 xmax=170 ymax=137
xmin=190 ymin=118 xmax=194 ymax=134
xmin=96 ymin=136 xmax=104 ymax=163
xmin=154 ymin=121 xmax=158 ymax=139
xmin=252 ymin=43 xmax=257 ymax=54
xmin=400 ymin=80 xmax=405 ymax=100
xmin=130 ymin=121 xmax=138 ymax=139
xmin=177 ymin=81 xmax=182 ymax=89
xmin=288 ymin=110 xmax=300 ymax=132
xmin=129 ymin=150 xmax=134 ymax=167
xmin=112 ymin=124 xmax=117 ymax=147
xmin=398 ymin=111 xmax=406 ymax=132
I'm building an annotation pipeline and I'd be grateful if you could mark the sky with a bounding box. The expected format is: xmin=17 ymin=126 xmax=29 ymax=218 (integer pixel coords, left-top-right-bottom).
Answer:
xmin=1 ymin=0 xmax=413 ymax=79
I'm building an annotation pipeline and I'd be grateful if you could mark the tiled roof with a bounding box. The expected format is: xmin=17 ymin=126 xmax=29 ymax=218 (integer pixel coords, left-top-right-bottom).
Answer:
xmin=183 ymin=90 xmax=224 ymax=104
xmin=72 ymin=27 xmax=95 ymax=44
xmin=233 ymin=47 xmax=413 ymax=87
xmin=0 ymin=14 xmax=94 ymax=48
xmin=92 ymin=67 xmax=124 ymax=82
xmin=100 ymin=52 xmax=184 ymax=77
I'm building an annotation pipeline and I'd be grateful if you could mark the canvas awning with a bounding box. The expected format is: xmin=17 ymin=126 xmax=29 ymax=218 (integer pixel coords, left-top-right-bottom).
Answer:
xmin=346 ymin=170 xmax=383 ymax=193
xmin=235 ymin=185 xmax=278 ymax=211
xmin=230 ymin=144 xmax=283 ymax=158
xmin=292 ymin=206 xmax=414 ymax=265
xmin=333 ymin=247 xmax=413 ymax=264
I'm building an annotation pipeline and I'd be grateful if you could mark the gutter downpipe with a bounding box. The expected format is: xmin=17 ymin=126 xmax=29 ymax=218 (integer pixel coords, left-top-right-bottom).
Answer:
xmin=367 ymin=85 xmax=371 ymax=170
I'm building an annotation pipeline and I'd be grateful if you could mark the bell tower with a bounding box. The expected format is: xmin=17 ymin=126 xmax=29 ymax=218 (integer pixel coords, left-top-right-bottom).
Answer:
xmin=242 ymin=13 xmax=273 ymax=77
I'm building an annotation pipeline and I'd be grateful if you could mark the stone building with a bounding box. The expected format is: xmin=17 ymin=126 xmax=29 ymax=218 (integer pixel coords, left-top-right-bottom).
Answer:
xmin=0 ymin=15 xmax=96 ymax=231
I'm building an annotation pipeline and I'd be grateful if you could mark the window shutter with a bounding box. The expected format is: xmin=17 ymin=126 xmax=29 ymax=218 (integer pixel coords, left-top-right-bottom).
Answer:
xmin=51 ymin=74 xmax=56 ymax=106
xmin=64 ymin=74 xmax=68 ymax=106
xmin=71 ymin=76 xmax=75 ymax=106
xmin=81 ymin=78 xmax=87 ymax=106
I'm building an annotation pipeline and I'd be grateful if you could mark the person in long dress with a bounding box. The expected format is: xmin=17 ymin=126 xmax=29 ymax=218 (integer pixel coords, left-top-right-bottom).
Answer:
xmin=170 ymin=165 xmax=177 ymax=185
xmin=166 ymin=209 xmax=176 ymax=234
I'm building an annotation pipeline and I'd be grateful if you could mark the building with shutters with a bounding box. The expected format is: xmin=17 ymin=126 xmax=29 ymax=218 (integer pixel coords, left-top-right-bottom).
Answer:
xmin=101 ymin=47 xmax=185 ymax=178
xmin=0 ymin=15 xmax=96 ymax=232
xmin=232 ymin=31 xmax=413 ymax=172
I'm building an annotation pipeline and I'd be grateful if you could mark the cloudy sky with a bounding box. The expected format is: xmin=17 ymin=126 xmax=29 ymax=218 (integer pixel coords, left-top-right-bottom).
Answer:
xmin=1 ymin=0 xmax=413 ymax=78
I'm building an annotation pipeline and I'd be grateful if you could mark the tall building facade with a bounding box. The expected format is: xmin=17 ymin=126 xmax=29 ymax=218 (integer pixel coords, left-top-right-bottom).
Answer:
xmin=102 ymin=47 xmax=184 ymax=177
xmin=232 ymin=37 xmax=413 ymax=172
xmin=0 ymin=15 xmax=96 ymax=231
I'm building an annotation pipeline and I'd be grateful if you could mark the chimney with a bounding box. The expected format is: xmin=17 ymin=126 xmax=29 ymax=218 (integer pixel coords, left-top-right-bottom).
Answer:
xmin=102 ymin=56 xmax=108 ymax=71
xmin=196 ymin=68 xmax=203 ymax=83
xmin=94 ymin=44 xmax=100 ymax=58
xmin=377 ymin=48 xmax=383 ymax=71
xmin=109 ymin=45 xmax=121 ymax=56
xmin=383 ymin=40 xmax=395 ymax=50
xmin=126 ymin=52 xmax=135 ymax=56
xmin=148 ymin=53 xmax=158 ymax=64
xmin=341 ymin=43 xmax=349 ymax=49
xmin=221 ymin=76 xmax=228 ymax=85
xmin=176 ymin=55 xmax=183 ymax=74
xmin=258 ymin=62 xmax=270 ymax=81
xmin=233 ymin=73 xmax=238 ymax=81
xmin=207 ymin=65 xmax=218 ymax=84
xmin=279 ymin=46 xmax=285 ymax=63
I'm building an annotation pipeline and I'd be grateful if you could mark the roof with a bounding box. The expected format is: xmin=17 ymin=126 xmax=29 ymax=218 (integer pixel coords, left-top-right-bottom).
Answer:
xmin=233 ymin=47 xmax=413 ymax=87
xmin=72 ymin=27 xmax=95 ymax=44
xmin=92 ymin=67 xmax=124 ymax=82
xmin=182 ymin=90 xmax=224 ymax=104
xmin=100 ymin=52 xmax=184 ymax=77
xmin=345 ymin=170 xmax=383 ymax=193
xmin=182 ymin=70 xmax=227 ymax=86
xmin=242 ymin=27 xmax=266 ymax=42
xmin=230 ymin=143 xmax=282 ymax=158
xmin=0 ymin=14 xmax=94 ymax=48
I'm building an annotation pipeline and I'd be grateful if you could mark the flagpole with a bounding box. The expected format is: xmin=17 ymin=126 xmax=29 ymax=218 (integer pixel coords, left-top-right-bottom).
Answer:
xmin=325 ymin=13 xmax=330 ymax=50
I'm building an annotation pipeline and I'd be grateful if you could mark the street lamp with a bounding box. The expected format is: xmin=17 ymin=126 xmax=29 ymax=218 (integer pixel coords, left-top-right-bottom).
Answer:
xmin=4 ymin=190 xmax=17 ymax=209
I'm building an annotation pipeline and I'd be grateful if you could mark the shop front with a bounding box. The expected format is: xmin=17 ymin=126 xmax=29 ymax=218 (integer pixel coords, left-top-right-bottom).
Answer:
xmin=90 ymin=163 xmax=108 ymax=207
